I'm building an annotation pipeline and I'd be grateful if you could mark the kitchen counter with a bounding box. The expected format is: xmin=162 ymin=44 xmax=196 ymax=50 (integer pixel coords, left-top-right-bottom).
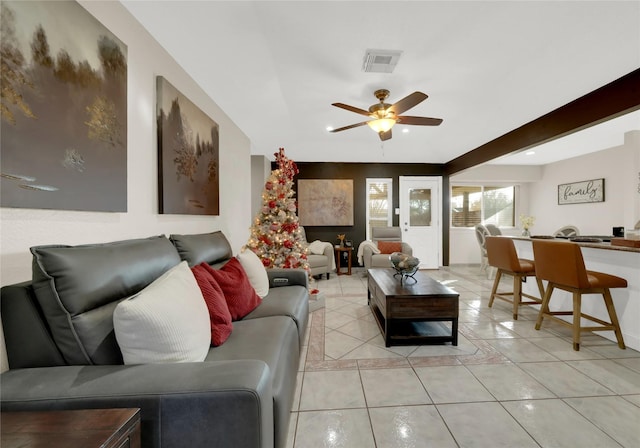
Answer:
xmin=512 ymin=236 xmax=640 ymax=253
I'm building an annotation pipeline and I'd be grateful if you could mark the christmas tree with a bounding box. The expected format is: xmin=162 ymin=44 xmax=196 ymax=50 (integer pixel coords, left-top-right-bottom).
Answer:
xmin=246 ymin=148 xmax=309 ymax=272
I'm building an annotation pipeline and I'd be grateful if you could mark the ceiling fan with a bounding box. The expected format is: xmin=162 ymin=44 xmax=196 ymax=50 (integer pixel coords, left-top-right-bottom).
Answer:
xmin=330 ymin=89 xmax=443 ymax=141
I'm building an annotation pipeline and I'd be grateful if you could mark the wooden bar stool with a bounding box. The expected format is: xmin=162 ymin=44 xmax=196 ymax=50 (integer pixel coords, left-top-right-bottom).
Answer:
xmin=486 ymin=236 xmax=545 ymax=320
xmin=532 ymin=240 xmax=626 ymax=351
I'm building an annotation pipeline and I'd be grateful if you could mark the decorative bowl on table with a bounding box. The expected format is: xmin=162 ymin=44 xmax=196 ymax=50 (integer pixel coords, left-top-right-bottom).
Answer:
xmin=389 ymin=252 xmax=420 ymax=284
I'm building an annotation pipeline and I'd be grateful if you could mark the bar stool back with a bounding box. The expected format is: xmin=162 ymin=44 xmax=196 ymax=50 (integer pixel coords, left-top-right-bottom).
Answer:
xmin=532 ymin=239 xmax=626 ymax=351
xmin=486 ymin=236 xmax=545 ymax=320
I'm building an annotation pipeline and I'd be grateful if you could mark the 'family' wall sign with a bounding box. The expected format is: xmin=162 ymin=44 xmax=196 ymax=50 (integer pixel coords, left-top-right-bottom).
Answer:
xmin=558 ymin=178 xmax=605 ymax=205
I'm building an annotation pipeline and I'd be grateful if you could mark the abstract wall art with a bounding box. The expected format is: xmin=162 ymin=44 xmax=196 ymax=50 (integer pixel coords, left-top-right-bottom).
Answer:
xmin=0 ymin=1 xmax=127 ymax=211
xmin=156 ymin=76 xmax=219 ymax=215
xmin=298 ymin=179 xmax=354 ymax=226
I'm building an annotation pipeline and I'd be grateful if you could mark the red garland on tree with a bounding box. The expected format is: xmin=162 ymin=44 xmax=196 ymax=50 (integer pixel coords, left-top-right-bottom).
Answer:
xmin=246 ymin=148 xmax=309 ymax=272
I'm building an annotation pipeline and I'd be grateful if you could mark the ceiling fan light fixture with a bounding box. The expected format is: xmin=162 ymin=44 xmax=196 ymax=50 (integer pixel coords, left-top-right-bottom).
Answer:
xmin=367 ymin=118 xmax=396 ymax=133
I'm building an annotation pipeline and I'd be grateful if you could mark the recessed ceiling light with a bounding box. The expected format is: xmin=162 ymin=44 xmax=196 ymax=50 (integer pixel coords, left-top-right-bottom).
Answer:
xmin=525 ymin=151 xmax=535 ymax=156
xmin=402 ymin=128 xmax=409 ymax=133
xmin=326 ymin=126 xmax=333 ymax=132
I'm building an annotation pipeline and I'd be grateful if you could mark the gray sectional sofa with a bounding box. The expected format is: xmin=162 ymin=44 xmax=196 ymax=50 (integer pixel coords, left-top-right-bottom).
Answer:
xmin=0 ymin=231 xmax=309 ymax=448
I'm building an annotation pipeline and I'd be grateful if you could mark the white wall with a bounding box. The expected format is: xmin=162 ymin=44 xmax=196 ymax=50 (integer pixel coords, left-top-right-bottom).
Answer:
xmin=251 ymin=155 xmax=271 ymax=219
xmin=528 ymin=131 xmax=640 ymax=236
xmin=0 ymin=1 xmax=252 ymax=372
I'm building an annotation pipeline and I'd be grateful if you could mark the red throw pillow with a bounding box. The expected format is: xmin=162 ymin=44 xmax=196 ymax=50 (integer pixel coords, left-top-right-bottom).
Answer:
xmin=203 ymin=258 xmax=262 ymax=320
xmin=191 ymin=264 xmax=233 ymax=346
xmin=377 ymin=241 xmax=402 ymax=254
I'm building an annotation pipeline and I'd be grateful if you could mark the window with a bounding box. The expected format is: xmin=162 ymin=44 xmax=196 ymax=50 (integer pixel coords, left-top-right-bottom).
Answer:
xmin=409 ymin=188 xmax=432 ymax=227
xmin=366 ymin=178 xmax=392 ymax=240
xmin=451 ymin=185 xmax=515 ymax=227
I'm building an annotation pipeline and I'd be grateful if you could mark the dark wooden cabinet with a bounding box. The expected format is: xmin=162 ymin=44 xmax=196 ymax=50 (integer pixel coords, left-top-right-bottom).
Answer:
xmin=1 ymin=408 xmax=141 ymax=448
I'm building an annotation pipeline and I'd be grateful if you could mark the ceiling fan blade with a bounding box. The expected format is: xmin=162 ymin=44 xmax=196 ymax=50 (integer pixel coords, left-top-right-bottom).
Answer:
xmin=388 ymin=92 xmax=428 ymax=115
xmin=330 ymin=121 xmax=369 ymax=133
xmin=379 ymin=129 xmax=392 ymax=141
xmin=397 ymin=116 xmax=443 ymax=126
xmin=331 ymin=103 xmax=372 ymax=117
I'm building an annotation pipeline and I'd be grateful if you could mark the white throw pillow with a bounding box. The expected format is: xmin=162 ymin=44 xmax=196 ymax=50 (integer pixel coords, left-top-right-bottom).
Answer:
xmin=308 ymin=240 xmax=327 ymax=255
xmin=113 ymin=261 xmax=210 ymax=364
xmin=236 ymin=247 xmax=270 ymax=298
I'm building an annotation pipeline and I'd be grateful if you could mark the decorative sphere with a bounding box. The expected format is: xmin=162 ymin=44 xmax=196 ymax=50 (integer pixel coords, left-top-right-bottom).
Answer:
xmin=389 ymin=252 xmax=419 ymax=274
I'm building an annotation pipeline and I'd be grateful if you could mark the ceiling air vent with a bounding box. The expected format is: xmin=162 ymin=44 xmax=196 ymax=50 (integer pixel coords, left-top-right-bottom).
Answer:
xmin=362 ymin=49 xmax=403 ymax=73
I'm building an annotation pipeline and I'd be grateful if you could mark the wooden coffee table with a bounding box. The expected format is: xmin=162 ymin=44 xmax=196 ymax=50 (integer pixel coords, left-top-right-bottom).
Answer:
xmin=367 ymin=268 xmax=459 ymax=347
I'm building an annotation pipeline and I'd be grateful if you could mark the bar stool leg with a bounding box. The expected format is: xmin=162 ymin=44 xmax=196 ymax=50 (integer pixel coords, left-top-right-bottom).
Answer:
xmin=602 ymin=289 xmax=626 ymax=349
xmin=512 ymin=274 xmax=522 ymax=320
xmin=572 ymin=292 xmax=582 ymax=351
xmin=535 ymin=277 xmax=545 ymax=303
xmin=535 ymin=284 xmax=554 ymax=330
xmin=488 ymin=270 xmax=502 ymax=309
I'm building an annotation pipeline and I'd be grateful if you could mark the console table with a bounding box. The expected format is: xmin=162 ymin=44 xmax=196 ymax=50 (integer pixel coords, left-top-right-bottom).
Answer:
xmin=1 ymin=408 xmax=141 ymax=448
xmin=367 ymin=268 xmax=459 ymax=346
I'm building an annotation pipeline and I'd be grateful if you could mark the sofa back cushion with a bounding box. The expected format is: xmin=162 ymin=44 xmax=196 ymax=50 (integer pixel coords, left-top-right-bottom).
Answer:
xmin=170 ymin=231 xmax=233 ymax=266
xmin=30 ymin=235 xmax=181 ymax=365
xmin=371 ymin=226 xmax=402 ymax=241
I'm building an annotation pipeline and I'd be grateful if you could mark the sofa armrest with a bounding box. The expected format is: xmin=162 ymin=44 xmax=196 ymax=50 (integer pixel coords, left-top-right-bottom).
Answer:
xmin=267 ymin=268 xmax=309 ymax=289
xmin=1 ymin=360 xmax=273 ymax=448
xmin=362 ymin=245 xmax=376 ymax=268
xmin=322 ymin=245 xmax=334 ymax=262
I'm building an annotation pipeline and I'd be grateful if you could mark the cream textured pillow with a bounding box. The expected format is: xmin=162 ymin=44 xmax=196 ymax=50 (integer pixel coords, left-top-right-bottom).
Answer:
xmin=236 ymin=247 xmax=270 ymax=298
xmin=113 ymin=261 xmax=210 ymax=364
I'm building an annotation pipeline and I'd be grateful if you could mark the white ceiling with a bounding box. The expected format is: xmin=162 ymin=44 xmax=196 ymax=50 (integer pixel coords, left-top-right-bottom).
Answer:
xmin=122 ymin=1 xmax=640 ymax=166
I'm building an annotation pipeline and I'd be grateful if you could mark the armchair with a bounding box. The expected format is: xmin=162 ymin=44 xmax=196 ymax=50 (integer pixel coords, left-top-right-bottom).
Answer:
xmin=360 ymin=226 xmax=412 ymax=269
xmin=300 ymin=227 xmax=334 ymax=279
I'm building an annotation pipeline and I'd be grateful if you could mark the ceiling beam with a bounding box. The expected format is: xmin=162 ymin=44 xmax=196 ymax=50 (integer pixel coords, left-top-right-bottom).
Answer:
xmin=444 ymin=68 xmax=640 ymax=176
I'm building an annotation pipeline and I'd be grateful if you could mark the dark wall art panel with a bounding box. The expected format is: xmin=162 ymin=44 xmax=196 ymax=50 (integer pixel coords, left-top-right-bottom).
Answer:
xmin=0 ymin=1 xmax=127 ymax=212
xmin=156 ymin=76 xmax=219 ymax=215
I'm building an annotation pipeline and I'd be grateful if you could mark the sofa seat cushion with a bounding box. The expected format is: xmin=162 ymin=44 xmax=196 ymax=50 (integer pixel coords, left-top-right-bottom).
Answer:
xmin=370 ymin=254 xmax=393 ymax=268
xmin=307 ymin=254 xmax=328 ymax=269
xmin=205 ymin=315 xmax=299 ymax=448
xmin=243 ymin=285 xmax=309 ymax=346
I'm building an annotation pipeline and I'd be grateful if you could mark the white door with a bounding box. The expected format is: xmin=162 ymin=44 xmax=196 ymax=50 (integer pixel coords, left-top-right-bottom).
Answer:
xmin=399 ymin=176 xmax=441 ymax=269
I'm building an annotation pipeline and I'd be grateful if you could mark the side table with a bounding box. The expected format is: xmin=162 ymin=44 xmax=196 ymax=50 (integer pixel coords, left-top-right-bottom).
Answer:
xmin=334 ymin=246 xmax=353 ymax=276
xmin=1 ymin=408 xmax=141 ymax=448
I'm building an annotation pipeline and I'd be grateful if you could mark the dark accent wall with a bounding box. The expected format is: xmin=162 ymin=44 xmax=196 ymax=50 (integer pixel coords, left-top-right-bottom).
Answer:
xmin=287 ymin=162 xmax=451 ymax=265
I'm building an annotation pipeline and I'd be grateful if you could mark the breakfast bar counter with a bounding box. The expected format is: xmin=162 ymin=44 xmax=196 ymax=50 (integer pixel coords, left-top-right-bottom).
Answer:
xmin=511 ymin=236 xmax=640 ymax=351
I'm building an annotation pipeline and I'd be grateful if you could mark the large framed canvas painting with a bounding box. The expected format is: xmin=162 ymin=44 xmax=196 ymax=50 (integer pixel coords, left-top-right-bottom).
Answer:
xmin=298 ymin=179 xmax=354 ymax=226
xmin=156 ymin=76 xmax=219 ymax=215
xmin=0 ymin=1 xmax=127 ymax=212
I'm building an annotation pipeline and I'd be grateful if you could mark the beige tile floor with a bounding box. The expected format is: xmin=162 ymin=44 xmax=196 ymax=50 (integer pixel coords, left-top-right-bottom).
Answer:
xmin=287 ymin=265 xmax=640 ymax=448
